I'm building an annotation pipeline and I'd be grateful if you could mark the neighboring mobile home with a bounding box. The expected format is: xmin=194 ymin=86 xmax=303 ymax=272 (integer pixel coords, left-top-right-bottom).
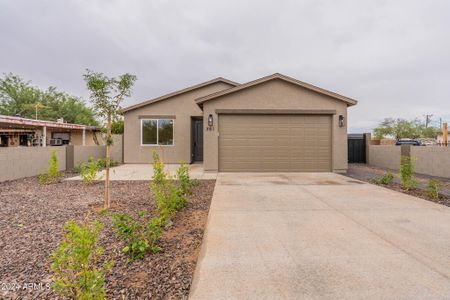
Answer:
xmin=121 ymin=73 xmax=357 ymax=172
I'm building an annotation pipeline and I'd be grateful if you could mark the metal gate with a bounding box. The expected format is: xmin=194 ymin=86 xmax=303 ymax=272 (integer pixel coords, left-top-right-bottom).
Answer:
xmin=348 ymin=134 xmax=366 ymax=163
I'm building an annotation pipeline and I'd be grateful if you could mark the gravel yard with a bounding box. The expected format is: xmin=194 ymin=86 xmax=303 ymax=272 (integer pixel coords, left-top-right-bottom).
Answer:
xmin=0 ymin=176 xmax=215 ymax=299
xmin=346 ymin=163 xmax=450 ymax=207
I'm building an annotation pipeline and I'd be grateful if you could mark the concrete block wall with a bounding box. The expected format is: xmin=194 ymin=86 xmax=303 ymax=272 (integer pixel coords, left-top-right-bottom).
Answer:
xmin=0 ymin=134 xmax=124 ymax=182
xmin=73 ymin=145 xmax=106 ymax=166
xmin=411 ymin=147 xmax=450 ymax=178
xmin=111 ymin=134 xmax=123 ymax=163
xmin=0 ymin=146 xmax=66 ymax=182
xmin=368 ymin=145 xmax=401 ymax=170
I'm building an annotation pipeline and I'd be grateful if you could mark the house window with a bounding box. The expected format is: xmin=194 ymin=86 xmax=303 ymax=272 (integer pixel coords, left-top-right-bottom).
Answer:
xmin=141 ymin=119 xmax=174 ymax=146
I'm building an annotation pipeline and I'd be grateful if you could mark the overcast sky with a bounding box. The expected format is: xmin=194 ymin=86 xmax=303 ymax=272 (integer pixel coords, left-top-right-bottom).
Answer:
xmin=1 ymin=0 xmax=449 ymax=132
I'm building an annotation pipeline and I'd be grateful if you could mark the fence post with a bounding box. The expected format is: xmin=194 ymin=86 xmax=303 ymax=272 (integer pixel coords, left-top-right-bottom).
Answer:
xmin=400 ymin=144 xmax=411 ymax=169
xmin=66 ymin=145 xmax=74 ymax=171
xmin=400 ymin=144 xmax=411 ymax=158
xmin=364 ymin=133 xmax=371 ymax=164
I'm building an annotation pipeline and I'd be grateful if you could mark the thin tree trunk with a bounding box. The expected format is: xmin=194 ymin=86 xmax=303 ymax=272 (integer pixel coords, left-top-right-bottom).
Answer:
xmin=104 ymin=113 xmax=111 ymax=208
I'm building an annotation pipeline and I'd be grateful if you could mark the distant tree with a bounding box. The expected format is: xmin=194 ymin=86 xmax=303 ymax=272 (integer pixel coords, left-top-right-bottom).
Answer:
xmin=84 ymin=70 xmax=136 ymax=208
xmin=111 ymin=119 xmax=124 ymax=134
xmin=0 ymin=73 xmax=98 ymax=125
xmin=373 ymin=117 xmax=440 ymax=139
xmin=373 ymin=118 xmax=395 ymax=139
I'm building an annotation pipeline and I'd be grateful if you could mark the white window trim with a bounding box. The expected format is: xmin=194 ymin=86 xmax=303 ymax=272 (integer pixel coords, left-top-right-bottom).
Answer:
xmin=140 ymin=118 xmax=175 ymax=147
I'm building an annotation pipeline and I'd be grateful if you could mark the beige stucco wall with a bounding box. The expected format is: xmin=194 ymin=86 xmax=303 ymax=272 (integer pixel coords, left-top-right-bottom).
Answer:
xmin=368 ymin=145 xmax=401 ymax=170
xmin=411 ymin=147 xmax=450 ymax=178
xmin=123 ymin=82 xmax=234 ymax=163
xmin=70 ymin=130 xmax=97 ymax=146
xmin=111 ymin=134 xmax=123 ymax=163
xmin=0 ymin=146 xmax=66 ymax=182
xmin=202 ymin=79 xmax=349 ymax=172
xmin=73 ymin=145 xmax=106 ymax=166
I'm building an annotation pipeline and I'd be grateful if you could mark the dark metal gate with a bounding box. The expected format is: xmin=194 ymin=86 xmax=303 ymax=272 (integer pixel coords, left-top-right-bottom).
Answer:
xmin=348 ymin=134 xmax=366 ymax=163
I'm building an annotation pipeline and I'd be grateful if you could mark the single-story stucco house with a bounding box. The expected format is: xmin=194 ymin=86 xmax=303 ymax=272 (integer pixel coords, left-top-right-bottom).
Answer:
xmin=121 ymin=73 xmax=357 ymax=172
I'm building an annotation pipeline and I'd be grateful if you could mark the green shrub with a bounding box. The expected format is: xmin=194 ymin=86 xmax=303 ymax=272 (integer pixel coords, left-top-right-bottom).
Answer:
xmin=376 ymin=172 xmax=394 ymax=185
xmin=81 ymin=156 xmax=102 ymax=184
xmin=50 ymin=220 xmax=112 ymax=299
xmin=427 ymin=179 xmax=440 ymax=200
xmin=176 ymin=161 xmax=194 ymax=196
xmin=152 ymin=152 xmax=168 ymax=184
xmin=152 ymin=181 xmax=186 ymax=223
xmin=73 ymin=162 xmax=84 ymax=173
xmin=112 ymin=211 xmax=162 ymax=261
xmin=400 ymin=156 xmax=417 ymax=191
xmin=96 ymin=158 xmax=119 ymax=169
xmin=39 ymin=150 xmax=61 ymax=184
xmin=151 ymin=152 xmax=187 ymax=223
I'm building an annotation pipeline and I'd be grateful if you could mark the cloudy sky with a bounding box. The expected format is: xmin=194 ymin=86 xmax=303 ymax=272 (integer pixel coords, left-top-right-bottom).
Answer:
xmin=1 ymin=0 xmax=449 ymax=132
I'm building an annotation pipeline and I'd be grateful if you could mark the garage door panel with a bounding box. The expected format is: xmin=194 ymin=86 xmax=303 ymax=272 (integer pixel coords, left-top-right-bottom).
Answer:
xmin=218 ymin=115 xmax=332 ymax=172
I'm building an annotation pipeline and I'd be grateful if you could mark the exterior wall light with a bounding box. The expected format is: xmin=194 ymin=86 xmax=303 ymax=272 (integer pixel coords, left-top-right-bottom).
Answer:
xmin=339 ymin=115 xmax=345 ymax=127
xmin=208 ymin=114 xmax=214 ymax=127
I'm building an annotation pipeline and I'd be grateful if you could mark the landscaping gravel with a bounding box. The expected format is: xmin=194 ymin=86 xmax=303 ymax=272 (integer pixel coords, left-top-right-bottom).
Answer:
xmin=0 ymin=177 xmax=215 ymax=299
xmin=346 ymin=164 xmax=450 ymax=207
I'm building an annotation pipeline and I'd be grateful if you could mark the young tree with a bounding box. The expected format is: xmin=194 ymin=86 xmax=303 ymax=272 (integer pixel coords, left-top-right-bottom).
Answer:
xmin=84 ymin=70 xmax=137 ymax=208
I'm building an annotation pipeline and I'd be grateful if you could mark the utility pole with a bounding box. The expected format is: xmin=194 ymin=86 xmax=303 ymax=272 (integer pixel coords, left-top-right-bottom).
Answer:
xmin=424 ymin=114 xmax=433 ymax=128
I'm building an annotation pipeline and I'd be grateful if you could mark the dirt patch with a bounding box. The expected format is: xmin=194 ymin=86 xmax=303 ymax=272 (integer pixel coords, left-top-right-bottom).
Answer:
xmin=0 ymin=177 xmax=215 ymax=299
xmin=346 ymin=164 xmax=450 ymax=207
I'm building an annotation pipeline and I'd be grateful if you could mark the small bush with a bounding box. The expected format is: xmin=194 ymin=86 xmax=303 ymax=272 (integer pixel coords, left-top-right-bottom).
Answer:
xmin=400 ymin=156 xmax=417 ymax=191
xmin=39 ymin=150 xmax=61 ymax=184
xmin=176 ymin=161 xmax=194 ymax=195
xmin=152 ymin=152 xmax=168 ymax=184
xmin=427 ymin=179 xmax=440 ymax=200
xmin=376 ymin=172 xmax=394 ymax=185
xmin=81 ymin=156 xmax=102 ymax=184
xmin=151 ymin=152 xmax=187 ymax=223
xmin=51 ymin=220 xmax=112 ymax=299
xmin=96 ymin=158 xmax=119 ymax=169
xmin=73 ymin=162 xmax=84 ymax=173
xmin=152 ymin=181 xmax=186 ymax=222
xmin=112 ymin=211 xmax=162 ymax=261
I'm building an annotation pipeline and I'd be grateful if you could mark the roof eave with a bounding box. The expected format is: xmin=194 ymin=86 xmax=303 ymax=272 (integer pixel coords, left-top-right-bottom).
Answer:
xmin=120 ymin=77 xmax=239 ymax=114
xmin=195 ymin=73 xmax=358 ymax=107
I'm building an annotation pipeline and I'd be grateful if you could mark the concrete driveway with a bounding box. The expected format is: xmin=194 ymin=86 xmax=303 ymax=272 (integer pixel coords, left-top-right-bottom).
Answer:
xmin=66 ymin=163 xmax=216 ymax=180
xmin=190 ymin=173 xmax=450 ymax=299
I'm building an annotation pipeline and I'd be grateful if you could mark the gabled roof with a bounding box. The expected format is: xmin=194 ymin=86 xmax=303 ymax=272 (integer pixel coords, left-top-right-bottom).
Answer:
xmin=121 ymin=77 xmax=239 ymax=113
xmin=195 ymin=73 xmax=358 ymax=106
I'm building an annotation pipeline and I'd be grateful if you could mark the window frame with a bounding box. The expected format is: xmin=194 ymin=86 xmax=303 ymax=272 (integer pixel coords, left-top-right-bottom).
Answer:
xmin=140 ymin=118 xmax=175 ymax=146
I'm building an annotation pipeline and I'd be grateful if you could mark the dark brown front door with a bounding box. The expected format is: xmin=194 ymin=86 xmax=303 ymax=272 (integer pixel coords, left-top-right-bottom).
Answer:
xmin=192 ymin=119 xmax=203 ymax=162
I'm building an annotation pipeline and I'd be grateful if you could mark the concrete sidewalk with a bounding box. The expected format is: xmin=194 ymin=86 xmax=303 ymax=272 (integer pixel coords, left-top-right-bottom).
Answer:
xmin=190 ymin=172 xmax=450 ymax=299
xmin=65 ymin=163 xmax=217 ymax=181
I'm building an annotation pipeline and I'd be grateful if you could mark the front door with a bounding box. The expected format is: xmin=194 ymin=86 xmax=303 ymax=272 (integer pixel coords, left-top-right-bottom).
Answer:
xmin=192 ymin=119 xmax=204 ymax=162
